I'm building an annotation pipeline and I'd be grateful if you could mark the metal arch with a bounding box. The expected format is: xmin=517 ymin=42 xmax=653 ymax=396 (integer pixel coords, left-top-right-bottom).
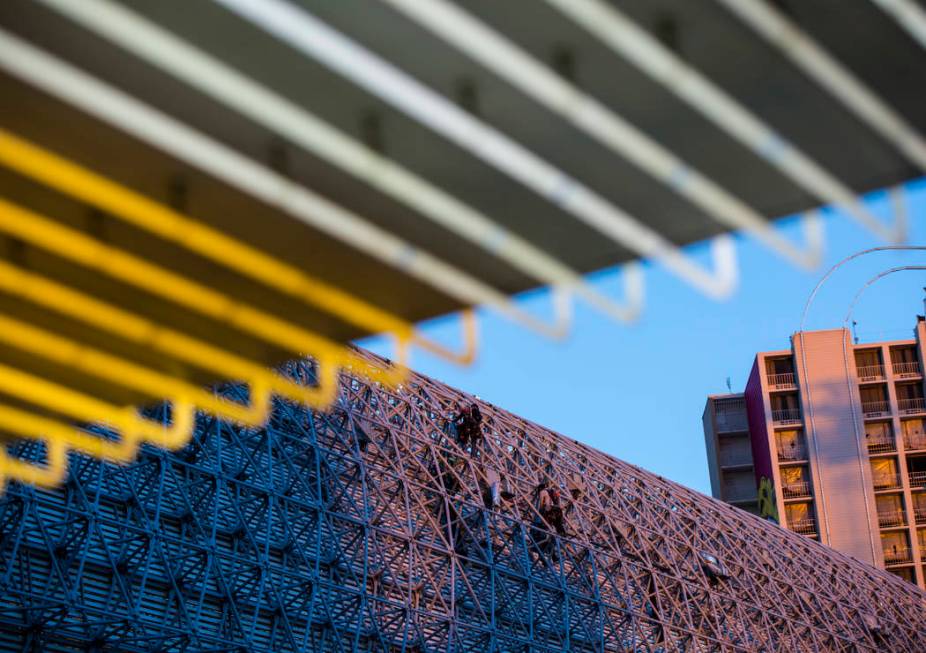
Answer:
xmin=843 ymin=266 xmax=926 ymax=325
xmin=800 ymin=243 xmax=926 ymax=334
xmin=0 ymin=354 xmax=924 ymax=651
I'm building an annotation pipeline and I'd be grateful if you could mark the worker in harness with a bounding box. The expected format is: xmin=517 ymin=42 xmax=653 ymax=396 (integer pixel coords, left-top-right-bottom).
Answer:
xmin=481 ymin=467 xmax=501 ymax=509
xmin=454 ymin=402 xmax=484 ymax=456
xmin=531 ymin=480 xmax=566 ymax=562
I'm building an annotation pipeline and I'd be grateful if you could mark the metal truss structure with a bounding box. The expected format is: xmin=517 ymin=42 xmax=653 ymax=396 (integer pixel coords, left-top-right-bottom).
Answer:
xmin=1 ymin=355 xmax=925 ymax=652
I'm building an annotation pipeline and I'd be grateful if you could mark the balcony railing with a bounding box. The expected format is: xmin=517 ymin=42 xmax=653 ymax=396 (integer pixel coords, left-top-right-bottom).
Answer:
xmin=714 ymin=400 xmax=748 ymax=432
xmin=782 ymin=481 xmax=811 ymax=499
xmin=767 ymin=372 xmax=796 ymax=389
xmin=790 ymin=518 xmax=817 ymax=536
xmin=908 ymin=471 xmax=926 ymax=488
xmin=883 ymin=546 xmax=913 ymax=566
xmin=893 ymin=361 xmax=921 ymax=378
xmin=777 ymin=443 xmax=807 ymax=461
xmin=898 ymin=397 xmax=926 ymax=415
xmin=715 ymin=416 xmax=748 ymax=433
xmin=915 ymin=507 xmax=926 ymax=525
xmin=877 ymin=510 xmax=906 ymax=528
xmin=866 ymin=435 xmax=895 ymax=454
xmin=857 ymin=364 xmax=885 ymax=381
xmin=861 ymin=400 xmax=890 ymax=417
xmin=873 ymin=474 xmax=902 ymax=490
xmin=772 ymin=408 xmax=801 ymax=425
xmin=719 ymin=455 xmax=753 ymax=469
xmin=903 ymin=434 xmax=926 ymax=451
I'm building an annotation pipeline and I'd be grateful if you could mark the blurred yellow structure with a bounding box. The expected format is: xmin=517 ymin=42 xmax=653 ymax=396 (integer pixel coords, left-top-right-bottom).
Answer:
xmin=0 ymin=0 xmax=924 ymax=492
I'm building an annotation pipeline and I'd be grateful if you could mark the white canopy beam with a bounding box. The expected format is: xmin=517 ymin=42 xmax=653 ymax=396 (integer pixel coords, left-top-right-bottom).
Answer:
xmin=541 ymin=0 xmax=902 ymax=247
xmin=717 ymin=0 xmax=926 ymax=183
xmin=0 ymin=28 xmax=574 ymax=341
xmin=37 ymin=0 xmax=659 ymax=328
xmin=378 ymin=0 xmax=832 ymax=266
xmin=870 ymin=0 xmax=926 ymax=51
xmin=174 ymin=0 xmax=735 ymax=300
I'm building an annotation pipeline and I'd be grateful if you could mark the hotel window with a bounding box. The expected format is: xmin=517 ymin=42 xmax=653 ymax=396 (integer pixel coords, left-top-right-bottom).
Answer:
xmin=898 ymin=383 xmax=924 ymax=401
xmin=785 ymin=501 xmax=811 ymax=525
xmin=870 ymin=458 xmax=899 ymax=489
xmin=861 ymin=385 xmax=887 ymax=404
xmin=891 ymin=346 xmax=917 ymax=366
xmin=881 ymin=531 xmax=910 ymax=564
xmin=903 ymin=419 xmax=926 ymax=450
xmin=860 ymin=386 xmax=888 ymax=414
xmin=776 ymin=429 xmax=804 ymax=460
xmin=914 ymin=492 xmax=926 ymax=520
xmin=855 ymin=349 xmax=883 ymax=377
xmin=780 ymin=466 xmax=809 ymax=498
xmin=865 ymin=422 xmax=894 ymax=453
xmin=765 ymin=357 xmax=795 ymax=387
xmin=876 ymin=494 xmax=904 ymax=527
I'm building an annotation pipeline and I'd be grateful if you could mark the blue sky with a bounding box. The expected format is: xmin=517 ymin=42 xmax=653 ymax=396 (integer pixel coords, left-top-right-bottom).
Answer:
xmin=361 ymin=179 xmax=925 ymax=496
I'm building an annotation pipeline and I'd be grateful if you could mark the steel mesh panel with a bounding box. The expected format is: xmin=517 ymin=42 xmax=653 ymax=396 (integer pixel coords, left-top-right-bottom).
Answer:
xmin=0 ymin=356 xmax=924 ymax=652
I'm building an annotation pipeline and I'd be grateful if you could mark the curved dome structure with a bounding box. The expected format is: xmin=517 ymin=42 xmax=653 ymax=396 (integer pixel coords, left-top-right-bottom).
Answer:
xmin=1 ymin=355 xmax=925 ymax=651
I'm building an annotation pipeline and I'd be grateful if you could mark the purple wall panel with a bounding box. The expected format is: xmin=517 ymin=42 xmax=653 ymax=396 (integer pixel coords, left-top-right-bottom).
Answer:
xmin=745 ymin=358 xmax=773 ymax=482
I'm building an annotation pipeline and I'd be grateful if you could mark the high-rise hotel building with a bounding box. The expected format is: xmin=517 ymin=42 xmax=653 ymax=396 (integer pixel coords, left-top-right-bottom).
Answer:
xmin=704 ymin=317 xmax=926 ymax=588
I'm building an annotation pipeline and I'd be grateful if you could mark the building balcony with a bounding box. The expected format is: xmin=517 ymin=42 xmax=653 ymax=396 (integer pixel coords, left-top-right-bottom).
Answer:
xmin=866 ymin=435 xmax=896 ymax=454
xmin=908 ymin=471 xmax=926 ymax=488
xmin=777 ymin=444 xmax=808 ymax=462
xmin=883 ymin=546 xmax=913 ymax=566
xmin=862 ymin=401 xmax=891 ymax=418
xmin=857 ymin=364 xmax=885 ymax=382
xmin=781 ymin=481 xmax=811 ymax=499
xmin=719 ymin=459 xmax=753 ymax=471
xmin=789 ymin=518 xmax=817 ymax=536
xmin=898 ymin=398 xmax=926 ymax=415
xmin=893 ymin=361 xmax=921 ymax=378
xmin=772 ymin=408 xmax=801 ymax=425
xmin=714 ymin=399 xmax=748 ymax=432
xmin=915 ymin=507 xmax=926 ymax=525
xmin=903 ymin=434 xmax=926 ymax=452
xmin=877 ymin=510 xmax=906 ymax=528
xmin=715 ymin=418 xmax=749 ymax=434
xmin=873 ymin=474 xmax=902 ymax=491
xmin=767 ymin=372 xmax=796 ymax=390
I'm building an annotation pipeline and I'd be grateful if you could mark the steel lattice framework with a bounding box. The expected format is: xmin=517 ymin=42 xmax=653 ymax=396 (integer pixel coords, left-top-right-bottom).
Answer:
xmin=1 ymin=355 xmax=925 ymax=652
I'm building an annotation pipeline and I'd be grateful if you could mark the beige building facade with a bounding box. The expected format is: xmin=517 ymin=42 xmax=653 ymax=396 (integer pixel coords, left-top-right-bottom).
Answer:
xmin=704 ymin=317 xmax=926 ymax=588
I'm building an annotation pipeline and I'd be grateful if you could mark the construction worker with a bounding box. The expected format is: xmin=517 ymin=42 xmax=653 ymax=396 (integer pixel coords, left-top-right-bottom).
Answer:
xmin=567 ymin=472 xmax=583 ymax=502
xmin=545 ymin=489 xmax=566 ymax=538
xmin=532 ymin=480 xmax=566 ymax=562
xmin=353 ymin=421 xmax=371 ymax=452
xmin=454 ymin=402 xmax=484 ymax=455
xmin=530 ymin=480 xmax=551 ymax=560
xmin=698 ymin=551 xmax=729 ymax=586
xmin=481 ymin=467 xmax=501 ymax=509
xmin=451 ymin=403 xmax=466 ymax=444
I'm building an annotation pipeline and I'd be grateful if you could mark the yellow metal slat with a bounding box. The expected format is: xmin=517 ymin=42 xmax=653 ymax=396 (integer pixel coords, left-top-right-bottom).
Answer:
xmin=0 ymin=128 xmax=477 ymax=365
